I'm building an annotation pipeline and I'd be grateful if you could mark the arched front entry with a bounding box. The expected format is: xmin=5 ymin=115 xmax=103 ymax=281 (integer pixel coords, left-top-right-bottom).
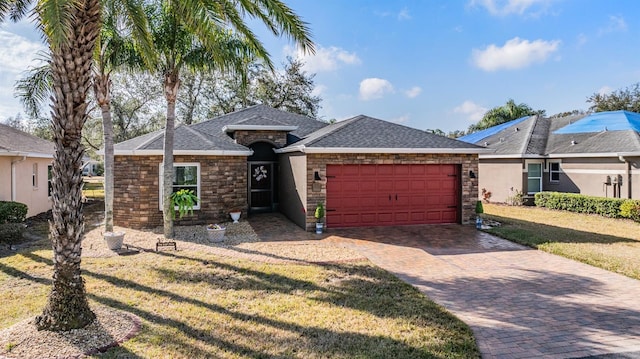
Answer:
xmin=248 ymin=142 xmax=279 ymax=213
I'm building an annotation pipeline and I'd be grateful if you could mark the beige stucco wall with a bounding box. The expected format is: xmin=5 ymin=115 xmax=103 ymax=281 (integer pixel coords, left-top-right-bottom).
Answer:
xmin=478 ymin=160 xmax=524 ymax=203
xmin=554 ymin=157 xmax=636 ymax=199
xmin=278 ymin=152 xmax=307 ymax=229
xmin=0 ymin=156 xmax=52 ymax=217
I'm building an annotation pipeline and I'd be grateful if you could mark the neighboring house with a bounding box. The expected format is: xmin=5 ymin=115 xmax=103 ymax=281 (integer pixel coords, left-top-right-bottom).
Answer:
xmin=0 ymin=123 xmax=54 ymax=217
xmin=458 ymin=110 xmax=640 ymax=202
xmin=113 ymin=105 xmax=484 ymax=231
xmin=82 ymin=160 xmax=102 ymax=177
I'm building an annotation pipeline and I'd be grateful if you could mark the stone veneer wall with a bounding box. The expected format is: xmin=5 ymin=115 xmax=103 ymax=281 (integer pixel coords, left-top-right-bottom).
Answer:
xmin=304 ymin=153 xmax=479 ymax=231
xmin=114 ymin=155 xmax=247 ymax=229
xmin=233 ymin=130 xmax=287 ymax=147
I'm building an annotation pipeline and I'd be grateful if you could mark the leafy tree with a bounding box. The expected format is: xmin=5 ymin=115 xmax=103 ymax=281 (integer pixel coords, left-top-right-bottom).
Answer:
xmin=176 ymin=56 xmax=322 ymax=123
xmin=253 ymin=57 xmax=321 ymax=117
xmin=467 ymin=99 xmax=545 ymax=134
xmin=549 ymin=109 xmax=586 ymax=118
xmin=587 ymin=83 xmax=640 ymax=113
xmin=1 ymin=0 xmax=149 ymax=331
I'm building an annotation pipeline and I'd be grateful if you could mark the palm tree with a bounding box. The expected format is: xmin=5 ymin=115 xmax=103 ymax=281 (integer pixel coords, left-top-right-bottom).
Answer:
xmin=145 ymin=0 xmax=314 ymax=239
xmin=94 ymin=2 xmax=153 ymax=233
xmin=1 ymin=0 xmax=149 ymax=331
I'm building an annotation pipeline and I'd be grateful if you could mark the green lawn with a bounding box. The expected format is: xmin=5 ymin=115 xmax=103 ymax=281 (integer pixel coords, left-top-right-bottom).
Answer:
xmin=82 ymin=178 xmax=104 ymax=199
xmin=484 ymin=203 xmax=640 ymax=280
xmin=0 ymin=237 xmax=479 ymax=358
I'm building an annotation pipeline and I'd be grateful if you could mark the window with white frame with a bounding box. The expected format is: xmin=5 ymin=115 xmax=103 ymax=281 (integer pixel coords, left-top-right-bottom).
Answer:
xmin=48 ymin=165 xmax=53 ymax=197
xmin=527 ymin=163 xmax=542 ymax=194
xmin=549 ymin=162 xmax=561 ymax=182
xmin=32 ymin=163 xmax=38 ymax=188
xmin=159 ymin=163 xmax=200 ymax=210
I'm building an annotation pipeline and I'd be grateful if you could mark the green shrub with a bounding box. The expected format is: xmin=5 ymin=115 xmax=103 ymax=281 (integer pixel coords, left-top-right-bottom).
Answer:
xmin=0 ymin=201 xmax=28 ymax=224
xmin=620 ymin=199 xmax=640 ymax=221
xmin=534 ymin=192 xmax=624 ymax=218
xmin=0 ymin=223 xmax=25 ymax=248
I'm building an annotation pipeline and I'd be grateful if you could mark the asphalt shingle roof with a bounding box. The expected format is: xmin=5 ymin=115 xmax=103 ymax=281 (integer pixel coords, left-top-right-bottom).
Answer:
xmin=0 ymin=123 xmax=54 ymax=155
xmin=460 ymin=111 xmax=640 ymax=156
xmin=115 ymin=105 xmax=327 ymax=152
xmin=289 ymin=115 xmax=483 ymax=149
xmin=115 ymin=106 xmax=483 ymax=153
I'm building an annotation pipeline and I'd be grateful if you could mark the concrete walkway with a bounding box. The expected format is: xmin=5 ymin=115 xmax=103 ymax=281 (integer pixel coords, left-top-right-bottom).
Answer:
xmin=320 ymin=224 xmax=640 ymax=359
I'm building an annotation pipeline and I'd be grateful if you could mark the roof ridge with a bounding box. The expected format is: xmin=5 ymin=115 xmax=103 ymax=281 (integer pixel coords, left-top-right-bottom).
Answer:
xmin=519 ymin=115 xmax=539 ymax=154
xmin=181 ymin=124 xmax=215 ymax=147
xmin=134 ymin=129 xmax=164 ymax=150
xmin=303 ymin=116 xmax=361 ymax=146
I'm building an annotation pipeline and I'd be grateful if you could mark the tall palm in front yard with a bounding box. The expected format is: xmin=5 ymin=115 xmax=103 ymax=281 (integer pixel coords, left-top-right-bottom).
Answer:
xmin=1 ymin=0 xmax=149 ymax=331
xmin=146 ymin=0 xmax=314 ymax=239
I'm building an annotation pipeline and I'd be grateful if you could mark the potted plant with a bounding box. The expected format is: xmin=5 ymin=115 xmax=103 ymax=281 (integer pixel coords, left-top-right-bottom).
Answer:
xmin=206 ymin=223 xmax=225 ymax=242
xmin=229 ymin=208 xmax=241 ymax=223
xmin=315 ymin=202 xmax=325 ymax=234
xmin=170 ymin=189 xmax=199 ymax=219
xmin=475 ymin=200 xmax=484 ymax=229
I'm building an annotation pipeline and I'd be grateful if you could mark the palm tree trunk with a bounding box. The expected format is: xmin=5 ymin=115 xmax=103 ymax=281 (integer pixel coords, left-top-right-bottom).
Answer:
xmin=162 ymin=71 xmax=181 ymax=239
xmin=94 ymin=73 xmax=114 ymax=232
xmin=35 ymin=0 xmax=100 ymax=331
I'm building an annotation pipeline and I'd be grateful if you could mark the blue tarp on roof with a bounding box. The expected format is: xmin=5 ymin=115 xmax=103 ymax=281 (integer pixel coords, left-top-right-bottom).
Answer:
xmin=457 ymin=116 xmax=531 ymax=144
xmin=554 ymin=110 xmax=640 ymax=134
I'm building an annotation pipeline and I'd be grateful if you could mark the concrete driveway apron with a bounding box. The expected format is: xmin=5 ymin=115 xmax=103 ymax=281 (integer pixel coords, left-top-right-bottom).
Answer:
xmin=324 ymin=225 xmax=640 ymax=359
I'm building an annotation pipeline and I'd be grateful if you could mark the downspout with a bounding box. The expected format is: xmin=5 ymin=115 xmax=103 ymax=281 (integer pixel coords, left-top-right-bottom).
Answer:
xmin=619 ymin=155 xmax=632 ymax=199
xmin=10 ymin=155 xmax=27 ymax=201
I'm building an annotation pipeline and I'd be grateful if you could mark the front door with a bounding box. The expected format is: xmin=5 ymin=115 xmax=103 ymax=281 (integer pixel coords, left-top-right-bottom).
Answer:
xmin=248 ymin=162 xmax=277 ymax=212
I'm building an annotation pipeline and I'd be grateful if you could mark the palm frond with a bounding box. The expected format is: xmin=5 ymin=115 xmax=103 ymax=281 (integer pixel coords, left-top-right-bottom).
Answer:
xmin=14 ymin=50 xmax=52 ymax=119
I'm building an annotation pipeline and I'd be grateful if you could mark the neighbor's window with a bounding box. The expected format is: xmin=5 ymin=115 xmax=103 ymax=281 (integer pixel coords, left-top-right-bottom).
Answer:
xmin=159 ymin=163 xmax=200 ymax=210
xmin=32 ymin=163 xmax=38 ymax=188
xmin=48 ymin=165 xmax=53 ymax=197
xmin=549 ymin=162 xmax=561 ymax=182
xmin=527 ymin=163 xmax=542 ymax=194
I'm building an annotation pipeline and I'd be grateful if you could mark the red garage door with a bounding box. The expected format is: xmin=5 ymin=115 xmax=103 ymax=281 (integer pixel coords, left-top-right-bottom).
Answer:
xmin=326 ymin=164 xmax=460 ymax=228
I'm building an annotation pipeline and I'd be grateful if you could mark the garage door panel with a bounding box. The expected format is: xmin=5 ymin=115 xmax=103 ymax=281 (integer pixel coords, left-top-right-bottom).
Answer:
xmin=326 ymin=164 xmax=460 ymax=227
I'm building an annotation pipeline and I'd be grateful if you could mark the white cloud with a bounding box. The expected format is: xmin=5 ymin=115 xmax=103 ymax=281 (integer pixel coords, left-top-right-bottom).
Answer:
xmin=598 ymin=86 xmax=613 ymax=96
xmin=454 ymin=100 xmax=488 ymax=122
xmin=471 ymin=37 xmax=560 ymax=71
xmin=390 ymin=114 xmax=410 ymax=123
xmin=286 ymin=44 xmax=361 ymax=73
xmin=404 ymin=86 xmax=422 ymax=98
xmin=469 ymin=0 xmax=553 ymax=16
xmin=598 ymin=15 xmax=627 ymax=36
xmin=398 ymin=8 xmax=411 ymax=20
xmin=577 ymin=33 xmax=588 ymax=47
xmin=0 ymin=30 xmax=45 ymax=74
xmin=359 ymin=78 xmax=394 ymax=101
xmin=311 ymin=84 xmax=327 ymax=97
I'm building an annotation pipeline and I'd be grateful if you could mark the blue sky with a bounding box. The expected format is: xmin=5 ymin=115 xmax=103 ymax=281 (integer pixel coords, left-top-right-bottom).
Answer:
xmin=1 ymin=0 xmax=640 ymax=132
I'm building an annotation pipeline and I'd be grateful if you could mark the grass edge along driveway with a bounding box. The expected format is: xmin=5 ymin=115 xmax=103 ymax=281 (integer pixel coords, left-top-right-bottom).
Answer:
xmin=484 ymin=203 xmax=640 ymax=281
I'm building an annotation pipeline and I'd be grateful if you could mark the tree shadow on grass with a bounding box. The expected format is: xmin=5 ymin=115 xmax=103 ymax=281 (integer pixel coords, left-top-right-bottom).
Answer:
xmin=6 ymin=250 xmax=478 ymax=358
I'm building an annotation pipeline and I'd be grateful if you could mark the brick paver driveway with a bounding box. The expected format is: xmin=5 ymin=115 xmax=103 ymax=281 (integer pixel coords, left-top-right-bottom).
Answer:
xmin=323 ymin=224 xmax=640 ymax=359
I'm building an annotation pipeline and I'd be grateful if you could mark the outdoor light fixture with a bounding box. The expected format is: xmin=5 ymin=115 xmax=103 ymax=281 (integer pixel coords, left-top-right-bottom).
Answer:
xmin=469 ymin=170 xmax=476 ymax=178
xmin=314 ymin=171 xmax=322 ymax=181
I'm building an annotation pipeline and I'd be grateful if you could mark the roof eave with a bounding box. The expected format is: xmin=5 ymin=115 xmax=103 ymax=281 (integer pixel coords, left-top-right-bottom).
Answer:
xmin=113 ymin=149 xmax=253 ymax=156
xmin=0 ymin=150 xmax=53 ymax=158
xmin=480 ymin=154 xmax=545 ymax=159
xmin=275 ymin=146 xmax=488 ymax=154
xmin=222 ymin=125 xmax=298 ymax=133
xmin=547 ymin=152 xmax=640 ymax=158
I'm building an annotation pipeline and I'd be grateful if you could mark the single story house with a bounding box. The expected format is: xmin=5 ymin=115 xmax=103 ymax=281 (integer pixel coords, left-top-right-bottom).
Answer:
xmin=113 ymin=105 xmax=484 ymax=231
xmin=458 ymin=110 xmax=640 ymax=202
xmin=0 ymin=123 xmax=54 ymax=217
